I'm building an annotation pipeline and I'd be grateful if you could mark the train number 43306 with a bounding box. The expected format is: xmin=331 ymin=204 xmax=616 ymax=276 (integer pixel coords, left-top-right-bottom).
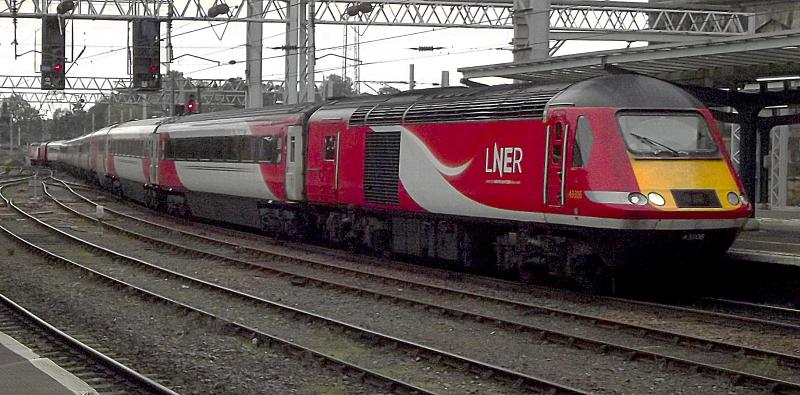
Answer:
xmin=682 ymin=233 xmax=706 ymax=241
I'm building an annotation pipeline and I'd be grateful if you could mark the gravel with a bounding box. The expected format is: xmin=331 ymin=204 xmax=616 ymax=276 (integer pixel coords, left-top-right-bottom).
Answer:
xmin=28 ymin=182 xmax=776 ymax=393
xmin=0 ymin=196 xmax=374 ymax=394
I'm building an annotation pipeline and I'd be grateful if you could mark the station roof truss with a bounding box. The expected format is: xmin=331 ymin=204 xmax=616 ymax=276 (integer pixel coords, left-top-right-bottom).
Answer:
xmin=0 ymin=89 xmax=246 ymax=106
xmin=459 ymin=28 xmax=800 ymax=88
xmin=0 ymin=75 xmax=285 ymax=92
xmin=0 ymin=76 xmax=285 ymax=106
xmin=0 ymin=0 xmax=753 ymax=39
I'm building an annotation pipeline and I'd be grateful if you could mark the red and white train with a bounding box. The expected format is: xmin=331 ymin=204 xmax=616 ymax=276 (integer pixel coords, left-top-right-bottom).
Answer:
xmin=33 ymin=74 xmax=752 ymax=284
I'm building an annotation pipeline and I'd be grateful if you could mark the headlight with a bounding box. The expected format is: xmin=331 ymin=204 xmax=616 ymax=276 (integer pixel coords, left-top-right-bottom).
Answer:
xmin=628 ymin=192 xmax=647 ymax=206
xmin=647 ymin=192 xmax=665 ymax=206
xmin=740 ymin=194 xmax=748 ymax=205
xmin=727 ymin=192 xmax=740 ymax=206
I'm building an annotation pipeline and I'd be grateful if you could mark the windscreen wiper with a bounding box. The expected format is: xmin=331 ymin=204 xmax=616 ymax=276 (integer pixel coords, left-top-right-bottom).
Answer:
xmin=629 ymin=133 xmax=684 ymax=156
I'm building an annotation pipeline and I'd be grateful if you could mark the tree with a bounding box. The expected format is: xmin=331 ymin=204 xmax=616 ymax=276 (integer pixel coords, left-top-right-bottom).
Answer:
xmin=324 ymin=74 xmax=355 ymax=98
xmin=378 ymin=85 xmax=401 ymax=95
xmin=0 ymin=95 xmax=44 ymax=146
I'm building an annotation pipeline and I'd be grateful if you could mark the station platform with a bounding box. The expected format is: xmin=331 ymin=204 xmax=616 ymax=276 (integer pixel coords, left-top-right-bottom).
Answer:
xmin=0 ymin=331 xmax=97 ymax=395
xmin=728 ymin=207 xmax=800 ymax=266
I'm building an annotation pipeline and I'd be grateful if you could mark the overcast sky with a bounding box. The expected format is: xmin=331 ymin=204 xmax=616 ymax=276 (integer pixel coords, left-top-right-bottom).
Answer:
xmin=0 ymin=0 xmax=646 ymax=112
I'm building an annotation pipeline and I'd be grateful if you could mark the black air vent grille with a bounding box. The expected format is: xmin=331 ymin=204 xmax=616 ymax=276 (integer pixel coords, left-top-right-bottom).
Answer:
xmin=364 ymin=131 xmax=401 ymax=205
xmin=348 ymin=91 xmax=558 ymax=126
xmin=671 ymin=190 xmax=722 ymax=208
xmin=404 ymin=94 xmax=552 ymax=123
xmin=365 ymin=104 xmax=413 ymax=125
xmin=349 ymin=106 xmax=371 ymax=126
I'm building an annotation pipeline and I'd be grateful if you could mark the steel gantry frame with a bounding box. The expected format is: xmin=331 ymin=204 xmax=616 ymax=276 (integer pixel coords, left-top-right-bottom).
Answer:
xmin=0 ymin=76 xmax=284 ymax=105
xmin=1 ymin=0 xmax=754 ymax=39
xmin=0 ymin=0 xmax=754 ymax=106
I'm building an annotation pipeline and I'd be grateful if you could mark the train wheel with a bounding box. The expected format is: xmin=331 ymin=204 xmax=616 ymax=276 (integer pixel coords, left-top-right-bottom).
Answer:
xmin=572 ymin=254 xmax=610 ymax=294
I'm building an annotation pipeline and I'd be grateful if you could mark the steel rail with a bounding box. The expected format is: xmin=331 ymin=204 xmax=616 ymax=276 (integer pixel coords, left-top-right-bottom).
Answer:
xmin=696 ymin=297 xmax=800 ymax=326
xmin=603 ymin=296 xmax=800 ymax=332
xmin=0 ymin=180 xmax=438 ymax=395
xmin=43 ymin=178 xmax=800 ymax=393
xmin=0 ymin=292 xmax=178 ymax=395
xmin=22 ymin=180 xmax=586 ymax=395
xmin=705 ymin=298 xmax=800 ymax=317
xmin=50 ymin=180 xmax=800 ymax=355
xmin=0 ymin=176 xmax=176 ymax=395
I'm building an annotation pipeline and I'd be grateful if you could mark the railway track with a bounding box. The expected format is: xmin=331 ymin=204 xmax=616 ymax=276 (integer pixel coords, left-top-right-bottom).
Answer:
xmin=693 ymin=297 xmax=800 ymax=328
xmin=0 ymin=175 xmax=175 ymax=395
xmin=0 ymin=292 xmax=177 ymax=395
xmin=39 ymin=177 xmax=800 ymax=393
xmin=3 ymin=179 xmax=586 ymax=394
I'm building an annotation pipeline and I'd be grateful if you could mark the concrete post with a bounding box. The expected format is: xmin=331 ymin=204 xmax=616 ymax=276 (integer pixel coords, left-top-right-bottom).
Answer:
xmin=513 ymin=0 xmax=550 ymax=63
xmin=246 ymin=0 xmax=264 ymax=108
xmin=305 ymin=1 xmax=316 ymax=103
xmin=284 ymin=0 xmax=300 ymax=104
xmin=441 ymin=71 xmax=449 ymax=87
xmin=409 ymin=64 xmax=415 ymax=90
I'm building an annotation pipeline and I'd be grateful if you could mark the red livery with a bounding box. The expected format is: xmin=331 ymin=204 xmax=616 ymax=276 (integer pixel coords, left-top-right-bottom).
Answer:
xmin=37 ymin=75 xmax=751 ymax=286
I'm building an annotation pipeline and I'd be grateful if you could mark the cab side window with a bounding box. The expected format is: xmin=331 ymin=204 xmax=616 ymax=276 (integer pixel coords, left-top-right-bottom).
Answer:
xmin=323 ymin=135 xmax=337 ymax=161
xmin=572 ymin=116 xmax=595 ymax=168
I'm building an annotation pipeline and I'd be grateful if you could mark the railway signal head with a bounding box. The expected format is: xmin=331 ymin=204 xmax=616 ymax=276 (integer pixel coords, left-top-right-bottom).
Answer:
xmin=132 ymin=19 xmax=161 ymax=91
xmin=41 ymin=16 xmax=66 ymax=90
xmin=185 ymin=96 xmax=197 ymax=114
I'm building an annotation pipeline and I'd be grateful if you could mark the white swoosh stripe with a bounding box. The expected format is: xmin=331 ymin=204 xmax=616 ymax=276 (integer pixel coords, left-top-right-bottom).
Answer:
xmin=372 ymin=125 xmax=471 ymax=177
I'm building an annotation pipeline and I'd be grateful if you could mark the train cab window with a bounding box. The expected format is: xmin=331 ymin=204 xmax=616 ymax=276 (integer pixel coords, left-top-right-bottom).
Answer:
xmin=617 ymin=112 xmax=719 ymax=158
xmin=258 ymin=135 xmax=282 ymax=164
xmin=553 ymin=143 xmax=562 ymax=164
xmin=555 ymin=123 xmax=563 ymax=141
xmin=323 ymin=136 xmax=337 ymax=161
xmin=572 ymin=116 xmax=595 ymax=168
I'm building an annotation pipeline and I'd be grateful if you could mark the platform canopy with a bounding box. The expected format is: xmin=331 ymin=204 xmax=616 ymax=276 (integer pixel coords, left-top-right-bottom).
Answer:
xmin=459 ymin=29 xmax=800 ymax=88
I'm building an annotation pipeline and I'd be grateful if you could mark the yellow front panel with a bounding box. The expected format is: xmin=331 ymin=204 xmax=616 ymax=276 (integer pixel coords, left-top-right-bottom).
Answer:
xmin=630 ymin=158 xmax=742 ymax=211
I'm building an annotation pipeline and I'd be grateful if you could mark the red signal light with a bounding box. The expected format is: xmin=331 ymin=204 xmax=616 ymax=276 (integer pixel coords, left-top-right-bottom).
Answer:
xmin=150 ymin=65 xmax=158 ymax=74
xmin=54 ymin=63 xmax=63 ymax=72
xmin=186 ymin=99 xmax=196 ymax=113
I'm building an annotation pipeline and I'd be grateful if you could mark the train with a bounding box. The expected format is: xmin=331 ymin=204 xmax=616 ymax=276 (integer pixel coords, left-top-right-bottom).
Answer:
xmin=30 ymin=74 xmax=752 ymax=287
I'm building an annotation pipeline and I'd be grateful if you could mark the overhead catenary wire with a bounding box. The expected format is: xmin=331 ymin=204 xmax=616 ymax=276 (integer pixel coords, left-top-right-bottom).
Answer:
xmin=183 ymin=1 xmax=800 ymax=79
xmin=22 ymin=2 xmax=798 ymax=71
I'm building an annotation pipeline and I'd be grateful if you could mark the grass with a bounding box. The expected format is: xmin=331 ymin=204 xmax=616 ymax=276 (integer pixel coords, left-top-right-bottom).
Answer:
xmin=731 ymin=356 xmax=781 ymax=377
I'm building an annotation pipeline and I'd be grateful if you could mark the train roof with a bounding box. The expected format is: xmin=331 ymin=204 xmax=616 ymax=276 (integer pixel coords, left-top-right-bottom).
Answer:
xmin=161 ymin=103 xmax=317 ymax=125
xmin=106 ymin=117 xmax=168 ymax=138
xmin=549 ymin=74 xmax=704 ymax=109
xmin=319 ymin=74 xmax=704 ymax=126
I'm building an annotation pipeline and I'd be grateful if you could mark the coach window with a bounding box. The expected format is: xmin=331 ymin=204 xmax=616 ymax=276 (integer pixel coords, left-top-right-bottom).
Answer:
xmin=572 ymin=116 xmax=595 ymax=168
xmin=241 ymin=136 xmax=255 ymax=162
xmin=259 ymin=135 xmax=281 ymax=163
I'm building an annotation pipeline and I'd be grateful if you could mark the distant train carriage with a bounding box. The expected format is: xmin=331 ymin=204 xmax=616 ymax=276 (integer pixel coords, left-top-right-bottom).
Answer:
xmin=153 ymin=105 xmax=314 ymax=226
xmin=48 ymin=74 xmax=751 ymax=285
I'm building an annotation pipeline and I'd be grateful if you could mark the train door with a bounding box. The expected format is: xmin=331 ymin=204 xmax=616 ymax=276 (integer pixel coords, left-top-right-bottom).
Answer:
xmin=305 ymin=127 xmax=339 ymax=203
xmin=545 ymin=111 xmax=570 ymax=208
xmin=148 ymin=132 xmax=159 ymax=185
xmin=285 ymin=125 xmax=305 ymax=201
